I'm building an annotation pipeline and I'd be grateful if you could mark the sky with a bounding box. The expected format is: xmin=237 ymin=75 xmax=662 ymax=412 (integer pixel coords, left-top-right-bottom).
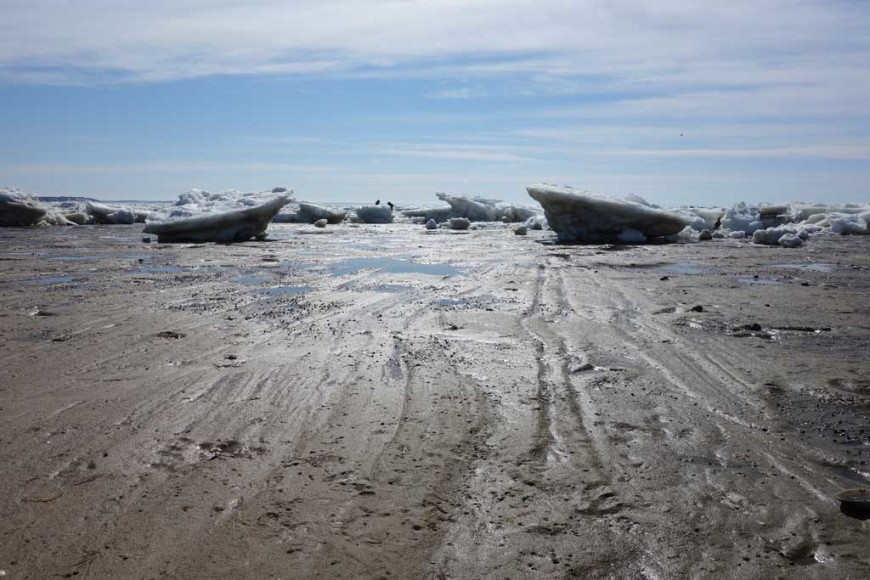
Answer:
xmin=1 ymin=0 xmax=868 ymax=206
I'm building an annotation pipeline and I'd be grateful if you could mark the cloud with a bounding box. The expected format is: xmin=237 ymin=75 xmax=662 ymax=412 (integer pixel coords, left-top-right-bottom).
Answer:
xmin=426 ymin=87 xmax=483 ymax=100
xmin=1 ymin=1 xmax=867 ymax=89
xmin=598 ymin=145 xmax=870 ymax=160
xmin=374 ymin=143 xmax=533 ymax=162
xmin=1 ymin=161 xmax=334 ymax=174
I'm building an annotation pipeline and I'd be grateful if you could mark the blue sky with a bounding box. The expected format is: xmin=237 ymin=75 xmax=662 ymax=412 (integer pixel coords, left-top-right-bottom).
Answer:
xmin=1 ymin=1 xmax=868 ymax=206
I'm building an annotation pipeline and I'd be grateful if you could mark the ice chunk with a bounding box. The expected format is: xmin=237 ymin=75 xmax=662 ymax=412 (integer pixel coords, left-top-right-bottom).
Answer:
xmin=143 ymin=189 xmax=291 ymax=243
xmin=352 ymin=205 xmax=394 ymax=224
xmin=499 ymin=205 xmax=538 ymax=223
xmin=436 ymin=193 xmax=497 ymax=222
xmin=778 ymin=233 xmax=803 ymax=248
xmin=721 ymin=202 xmax=764 ymax=234
xmin=425 ymin=218 xmax=437 ymax=230
xmin=402 ymin=205 xmax=452 ymax=223
xmin=829 ymin=212 xmax=869 ymax=235
xmin=0 ymin=187 xmax=48 ymax=226
xmin=751 ymin=225 xmax=809 ymax=246
xmin=525 ymin=215 xmax=546 ymax=230
xmin=526 ymin=184 xmax=690 ymax=243
xmin=617 ymin=229 xmax=647 ymax=243
xmin=86 ymin=202 xmax=151 ymax=224
xmin=448 ymin=217 xmax=471 ymax=230
xmin=297 ymin=202 xmax=347 ymax=224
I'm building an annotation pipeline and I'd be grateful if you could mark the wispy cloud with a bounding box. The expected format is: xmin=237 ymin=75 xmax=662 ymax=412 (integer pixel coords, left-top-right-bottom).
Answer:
xmin=598 ymin=145 xmax=870 ymax=160
xmin=374 ymin=143 xmax=533 ymax=162
xmin=1 ymin=161 xmax=334 ymax=174
xmin=2 ymin=1 xmax=867 ymax=89
xmin=426 ymin=87 xmax=485 ymax=100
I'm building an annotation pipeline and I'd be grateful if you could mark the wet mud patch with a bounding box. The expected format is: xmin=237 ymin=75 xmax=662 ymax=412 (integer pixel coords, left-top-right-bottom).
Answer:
xmin=761 ymin=382 xmax=869 ymax=487
xmin=328 ymin=257 xmax=459 ymax=277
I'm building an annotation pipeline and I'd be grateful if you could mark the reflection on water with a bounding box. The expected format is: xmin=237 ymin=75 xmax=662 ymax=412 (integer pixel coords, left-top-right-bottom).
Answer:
xmin=329 ymin=257 xmax=458 ymax=277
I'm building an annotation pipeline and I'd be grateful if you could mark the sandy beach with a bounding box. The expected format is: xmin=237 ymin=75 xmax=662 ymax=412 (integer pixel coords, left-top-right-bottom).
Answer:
xmin=1 ymin=223 xmax=868 ymax=579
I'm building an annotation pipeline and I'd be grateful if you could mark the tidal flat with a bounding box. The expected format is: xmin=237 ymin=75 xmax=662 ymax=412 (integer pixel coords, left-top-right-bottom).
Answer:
xmin=1 ymin=223 xmax=869 ymax=578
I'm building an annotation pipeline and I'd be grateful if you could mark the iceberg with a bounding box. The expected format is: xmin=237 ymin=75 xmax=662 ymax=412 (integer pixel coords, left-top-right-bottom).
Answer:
xmin=1 ymin=187 xmax=48 ymax=226
xmin=143 ymin=188 xmax=291 ymax=243
xmin=526 ymin=184 xmax=690 ymax=243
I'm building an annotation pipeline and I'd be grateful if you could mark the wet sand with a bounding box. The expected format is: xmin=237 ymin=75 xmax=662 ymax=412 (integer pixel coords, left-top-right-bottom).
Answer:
xmin=1 ymin=224 xmax=869 ymax=579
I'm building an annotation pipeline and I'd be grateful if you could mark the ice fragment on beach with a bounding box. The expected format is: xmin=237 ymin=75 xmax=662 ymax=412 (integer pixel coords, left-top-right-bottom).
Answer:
xmin=448 ymin=217 xmax=470 ymax=230
xmin=297 ymin=202 xmax=347 ymax=224
xmin=425 ymin=218 xmax=437 ymax=230
xmin=433 ymin=192 xmax=540 ymax=223
xmin=352 ymin=205 xmax=394 ymax=224
xmin=526 ymin=184 xmax=689 ymax=243
xmin=402 ymin=205 xmax=452 ymax=223
xmin=777 ymin=233 xmax=803 ymax=248
xmin=143 ymin=188 xmax=291 ymax=243
xmin=0 ymin=187 xmax=48 ymax=226
xmin=86 ymin=202 xmax=151 ymax=224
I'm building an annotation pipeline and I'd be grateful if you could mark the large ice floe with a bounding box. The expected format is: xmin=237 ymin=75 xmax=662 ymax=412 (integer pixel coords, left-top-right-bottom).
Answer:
xmin=351 ymin=205 xmax=394 ymax=224
xmin=432 ymin=192 xmax=539 ymax=223
xmin=297 ymin=202 xmax=347 ymax=224
xmin=0 ymin=187 xmax=84 ymax=226
xmin=527 ymin=184 xmax=690 ymax=243
xmin=86 ymin=201 xmax=152 ymax=225
xmin=1 ymin=187 xmax=49 ymax=226
xmin=143 ymin=187 xmax=292 ymax=243
xmin=717 ymin=201 xmax=870 ymax=246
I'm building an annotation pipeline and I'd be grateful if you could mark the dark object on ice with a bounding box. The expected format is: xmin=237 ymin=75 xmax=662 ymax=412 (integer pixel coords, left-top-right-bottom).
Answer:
xmin=387 ymin=201 xmax=394 ymax=212
xmin=699 ymin=229 xmax=713 ymax=241
xmin=375 ymin=199 xmax=381 ymax=205
xmin=836 ymin=488 xmax=870 ymax=520
xmin=742 ymin=322 xmax=763 ymax=331
xmin=572 ymin=363 xmax=595 ymax=373
xmin=142 ymin=237 xmax=152 ymax=243
xmin=155 ymin=331 xmax=186 ymax=339
xmin=660 ymin=276 xmax=669 ymax=281
xmin=690 ymin=305 xmax=704 ymax=312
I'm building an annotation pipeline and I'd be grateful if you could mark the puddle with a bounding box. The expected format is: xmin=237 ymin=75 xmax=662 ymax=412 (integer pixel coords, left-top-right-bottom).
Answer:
xmin=237 ymin=275 xmax=273 ymax=285
xmin=736 ymin=276 xmax=783 ymax=286
xmin=329 ymin=258 xmax=458 ymax=277
xmin=774 ymin=263 xmax=834 ymax=273
xmin=654 ymin=262 xmax=709 ymax=276
xmin=257 ymin=285 xmax=311 ymax=296
xmin=626 ymin=262 xmax=711 ymax=275
xmin=48 ymin=255 xmax=101 ymax=262
xmin=134 ymin=265 xmax=189 ymax=274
